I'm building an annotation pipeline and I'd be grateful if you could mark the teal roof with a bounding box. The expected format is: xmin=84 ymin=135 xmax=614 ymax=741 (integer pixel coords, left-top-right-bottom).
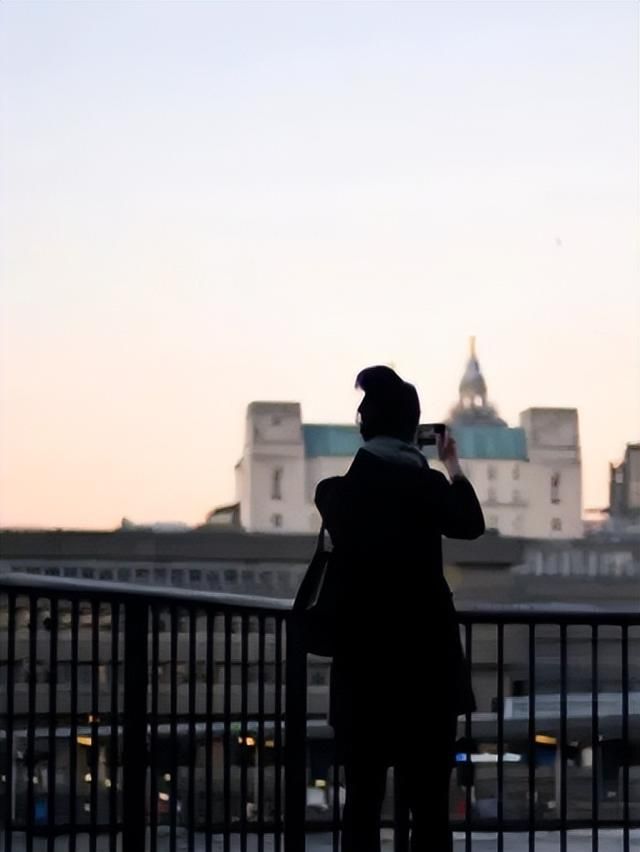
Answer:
xmin=303 ymin=424 xmax=363 ymax=458
xmin=452 ymin=426 xmax=528 ymax=460
xmin=303 ymin=423 xmax=527 ymax=461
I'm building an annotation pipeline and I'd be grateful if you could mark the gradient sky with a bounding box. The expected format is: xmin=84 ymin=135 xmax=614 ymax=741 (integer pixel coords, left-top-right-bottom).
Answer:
xmin=1 ymin=1 xmax=638 ymax=529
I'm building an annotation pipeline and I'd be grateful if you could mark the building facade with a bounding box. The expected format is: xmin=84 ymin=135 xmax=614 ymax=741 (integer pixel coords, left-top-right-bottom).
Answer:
xmin=610 ymin=443 xmax=640 ymax=521
xmin=228 ymin=342 xmax=582 ymax=538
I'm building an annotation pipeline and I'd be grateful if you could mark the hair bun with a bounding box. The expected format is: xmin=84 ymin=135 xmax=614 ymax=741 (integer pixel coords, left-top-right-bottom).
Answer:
xmin=355 ymin=365 xmax=404 ymax=396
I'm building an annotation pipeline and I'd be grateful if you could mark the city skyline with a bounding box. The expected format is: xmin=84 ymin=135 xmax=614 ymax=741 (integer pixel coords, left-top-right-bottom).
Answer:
xmin=0 ymin=1 xmax=638 ymax=529
xmin=0 ymin=336 xmax=634 ymax=529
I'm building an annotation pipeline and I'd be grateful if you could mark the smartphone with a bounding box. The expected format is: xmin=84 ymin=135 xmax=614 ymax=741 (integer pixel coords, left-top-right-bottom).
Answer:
xmin=416 ymin=422 xmax=446 ymax=447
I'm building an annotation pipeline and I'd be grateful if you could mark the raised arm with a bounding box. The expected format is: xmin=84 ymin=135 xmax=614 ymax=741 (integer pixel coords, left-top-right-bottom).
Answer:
xmin=433 ymin=431 xmax=485 ymax=540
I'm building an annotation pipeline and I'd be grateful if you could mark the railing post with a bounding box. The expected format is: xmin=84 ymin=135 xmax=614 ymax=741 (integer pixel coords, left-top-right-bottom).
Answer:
xmin=123 ymin=599 xmax=149 ymax=852
xmin=284 ymin=615 xmax=307 ymax=851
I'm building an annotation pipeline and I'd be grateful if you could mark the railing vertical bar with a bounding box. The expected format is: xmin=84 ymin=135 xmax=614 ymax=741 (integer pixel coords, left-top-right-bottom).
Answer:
xmin=90 ymin=600 xmax=99 ymax=852
xmin=109 ymin=602 xmax=119 ymax=852
xmin=69 ymin=598 xmax=79 ymax=852
xmin=26 ymin=595 xmax=37 ymax=852
xmin=149 ymin=606 xmax=160 ymax=852
xmin=274 ymin=616 xmax=283 ymax=852
xmin=170 ymin=605 xmax=178 ymax=852
xmin=592 ymin=624 xmax=599 ymax=852
xmin=47 ymin=597 xmax=58 ymax=852
xmin=122 ymin=598 xmax=149 ymax=852
xmin=560 ymin=623 xmax=568 ymax=852
xmin=205 ymin=610 xmax=214 ymax=852
xmin=528 ymin=623 xmax=536 ymax=852
xmin=621 ymin=624 xmax=630 ymax=852
xmin=240 ymin=614 xmax=249 ymax=852
xmin=4 ymin=593 xmax=16 ymax=852
xmin=332 ymin=738 xmax=340 ymax=852
xmin=258 ymin=615 xmax=266 ymax=851
xmin=223 ymin=612 xmax=232 ymax=852
xmin=188 ymin=607 xmax=197 ymax=852
xmin=464 ymin=621 xmax=473 ymax=852
xmin=497 ymin=622 xmax=504 ymax=852
xmin=284 ymin=613 xmax=306 ymax=852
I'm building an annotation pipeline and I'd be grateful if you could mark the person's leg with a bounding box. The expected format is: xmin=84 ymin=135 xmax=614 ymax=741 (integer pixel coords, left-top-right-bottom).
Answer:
xmin=341 ymin=749 xmax=388 ymax=852
xmin=396 ymin=713 xmax=457 ymax=852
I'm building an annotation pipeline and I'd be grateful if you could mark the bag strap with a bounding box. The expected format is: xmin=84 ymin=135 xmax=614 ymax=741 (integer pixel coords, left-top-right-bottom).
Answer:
xmin=314 ymin=524 xmax=326 ymax=557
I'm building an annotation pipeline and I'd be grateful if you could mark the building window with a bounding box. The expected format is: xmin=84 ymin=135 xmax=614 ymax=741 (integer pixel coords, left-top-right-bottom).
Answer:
xmin=487 ymin=515 xmax=499 ymax=529
xmin=488 ymin=487 xmax=497 ymax=503
xmin=190 ymin=569 xmax=202 ymax=585
xmin=272 ymin=468 xmax=283 ymax=500
xmin=513 ymin=489 xmax=521 ymax=504
xmin=551 ymin=517 xmax=563 ymax=532
xmin=551 ymin=472 xmax=561 ymax=504
xmin=271 ymin=415 xmax=282 ymax=426
xmin=224 ymin=568 xmax=238 ymax=584
xmin=271 ymin=513 xmax=283 ymax=529
xmin=512 ymin=464 xmax=520 ymax=480
xmin=488 ymin=465 xmax=498 ymax=481
xmin=513 ymin=515 xmax=523 ymax=534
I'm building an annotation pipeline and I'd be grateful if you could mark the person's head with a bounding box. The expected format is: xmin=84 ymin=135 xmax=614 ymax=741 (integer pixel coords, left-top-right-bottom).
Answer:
xmin=355 ymin=365 xmax=421 ymax=443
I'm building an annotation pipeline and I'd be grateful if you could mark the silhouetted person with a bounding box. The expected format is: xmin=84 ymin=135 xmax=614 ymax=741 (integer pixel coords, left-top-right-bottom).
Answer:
xmin=315 ymin=366 xmax=485 ymax=852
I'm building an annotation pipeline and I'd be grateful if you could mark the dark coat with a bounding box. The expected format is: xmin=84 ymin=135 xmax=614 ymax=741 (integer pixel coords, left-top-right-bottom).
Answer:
xmin=314 ymin=448 xmax=485 ymax=746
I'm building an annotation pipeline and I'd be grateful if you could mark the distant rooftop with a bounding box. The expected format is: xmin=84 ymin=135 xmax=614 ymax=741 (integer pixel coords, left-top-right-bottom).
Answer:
xmin=454 ymin=425 xmax=527 ymax=461
xmin=303 ymin=423 xmax=528 ymax=461
xmin=303 ymin=424 xmax=362 ymax=458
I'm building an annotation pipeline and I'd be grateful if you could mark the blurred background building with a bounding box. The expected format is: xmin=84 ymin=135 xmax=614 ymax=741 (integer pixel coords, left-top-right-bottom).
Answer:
xmin=221 ymin=341 xmax=583 ymax=538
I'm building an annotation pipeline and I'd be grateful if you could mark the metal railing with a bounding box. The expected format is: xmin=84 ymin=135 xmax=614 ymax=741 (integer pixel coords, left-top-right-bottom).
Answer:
xmin=0 ymin=573 xmax=638 ymax=851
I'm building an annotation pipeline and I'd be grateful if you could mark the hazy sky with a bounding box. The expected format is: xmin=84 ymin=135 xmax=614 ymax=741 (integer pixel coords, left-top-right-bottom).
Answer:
xmin=1 ymin=1 xmax=638 ymax=529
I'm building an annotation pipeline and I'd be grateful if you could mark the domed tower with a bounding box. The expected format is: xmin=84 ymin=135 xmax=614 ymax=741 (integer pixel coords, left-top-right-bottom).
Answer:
xmin=448 ymin=337 xmax=506 ymax=426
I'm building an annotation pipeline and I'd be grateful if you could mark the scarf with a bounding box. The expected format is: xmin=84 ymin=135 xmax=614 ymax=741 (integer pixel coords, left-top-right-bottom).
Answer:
xmin=361 ymin=435 xmax=427 ymax=469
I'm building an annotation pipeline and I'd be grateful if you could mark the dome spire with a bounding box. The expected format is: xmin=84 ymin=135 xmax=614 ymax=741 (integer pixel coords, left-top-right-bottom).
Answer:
xmin=448 ymin=338 xmax=506 ymax=427
xmin=458 ymin=338 xmax=487 ymax=407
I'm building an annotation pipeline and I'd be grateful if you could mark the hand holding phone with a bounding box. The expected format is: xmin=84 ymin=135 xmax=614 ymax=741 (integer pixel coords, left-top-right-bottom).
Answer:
xmin=436 ymin=429 xmax=464 ymax=479
xmin=416 ymin=422 xmax=446 ymax=447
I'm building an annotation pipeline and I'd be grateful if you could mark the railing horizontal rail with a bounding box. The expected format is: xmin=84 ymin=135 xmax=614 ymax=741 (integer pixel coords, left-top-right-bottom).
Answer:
xmin=456 ymin=604 xmax=640 ymax=625
xmin=0 ymin=572 xmax=291 ymax=613
xmin=3 ymin=572 xmax=640 ymax=623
